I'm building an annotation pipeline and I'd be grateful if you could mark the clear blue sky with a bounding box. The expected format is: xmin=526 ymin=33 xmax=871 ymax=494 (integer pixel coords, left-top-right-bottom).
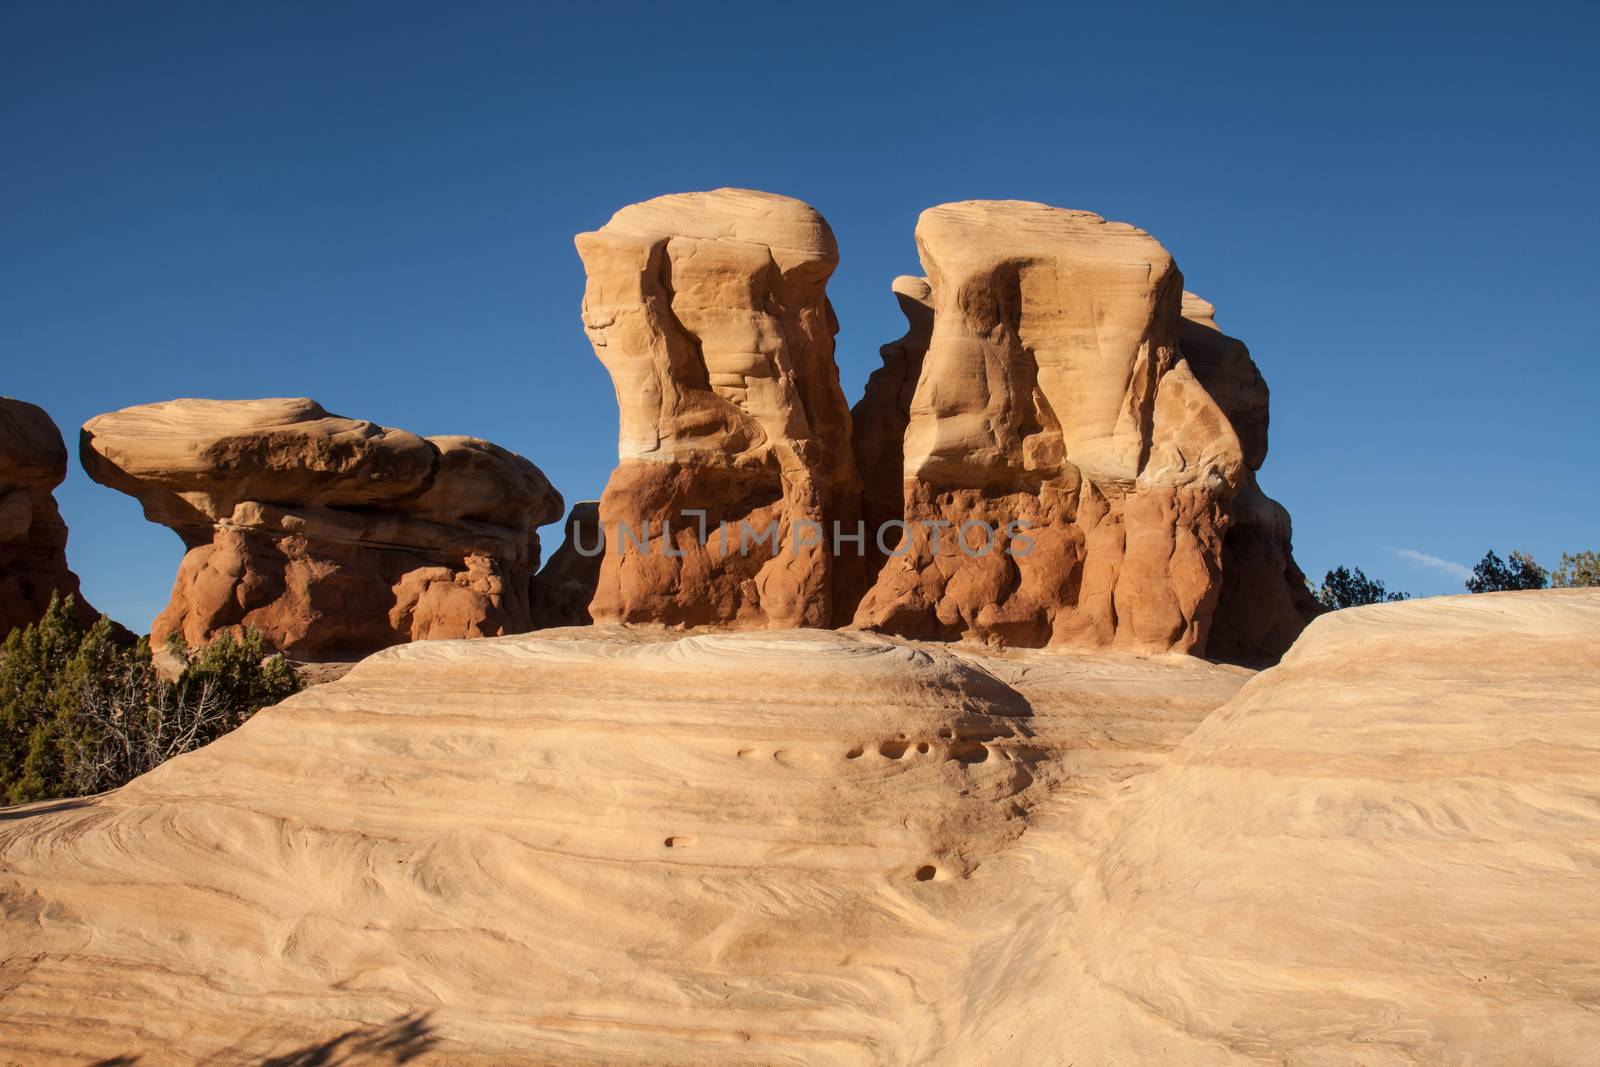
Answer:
xmin=4 ymin=2 xmax=1596 ymax=629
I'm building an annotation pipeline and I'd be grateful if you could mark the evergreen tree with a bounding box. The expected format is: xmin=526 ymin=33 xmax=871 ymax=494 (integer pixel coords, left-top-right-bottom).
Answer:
xmin=0 ymin=597 xmax=297 ymax=804
xmin=1551 ymin=551 xmax=1600 ymax=589
xmin=1316 ymin=566 xmax=1409 ymax=610
xmin=1465 ymin=550 xmax=1548 ymax=593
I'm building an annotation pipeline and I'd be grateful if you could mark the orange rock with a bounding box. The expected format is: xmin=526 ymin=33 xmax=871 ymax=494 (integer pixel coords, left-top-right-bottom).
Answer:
xmin=576 ymin=189 xmax=864 ymax=628
xmin=853 ymin=201 xmax=1247 ymax=654
xmin=80 ymin=398 xmax=562 ymax=659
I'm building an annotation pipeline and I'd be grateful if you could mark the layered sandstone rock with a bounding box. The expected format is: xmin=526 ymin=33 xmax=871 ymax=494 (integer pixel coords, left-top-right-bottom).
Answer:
xmin=0 ymin=625 xmax=1245 ymax=1064
xmin=576 ymin=189 xmax=864 ymax=629
xmin=1053 ymin=590 xmax=1600 ymax=1064
xmin=3 ymin=593 xmax=1597 ymax=1064
xmin=80 ymin=398 xmax=562 ymax=659
xmin=854 ymin=201 xmax=1248 ymax=653
xmin=1179 ymin=292 xmax=1320 ymax=662
xmin=0 ymin=398 xmax=101 ymax=636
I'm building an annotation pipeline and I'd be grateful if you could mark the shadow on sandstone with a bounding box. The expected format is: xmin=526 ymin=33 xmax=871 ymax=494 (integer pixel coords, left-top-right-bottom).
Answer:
xmin=92 ymin=1011 xmax=438 ymax=1067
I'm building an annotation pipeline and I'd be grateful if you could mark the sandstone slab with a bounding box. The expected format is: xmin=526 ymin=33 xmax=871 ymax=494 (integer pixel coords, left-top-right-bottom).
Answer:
xmin=2 ymin=593 xmax=1596 ymax=1063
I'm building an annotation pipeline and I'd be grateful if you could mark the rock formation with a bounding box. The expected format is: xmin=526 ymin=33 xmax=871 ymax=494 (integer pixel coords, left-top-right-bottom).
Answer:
xmin=2 ymin=592 xmax=1596 ymax=1063
xmin=849 ymin=204 xmax=1317 ymax=660
xmin=80 ymin=398 xmax=562 ymax=659
xmin=854 ymin=201 xmax=1250 ymax=653
xmin=1178 ymin=292 xmax=1320 ymax=662
xmin=0 ymin=397 xmax=101 ymax=637
xmin=529 ymin=500 xmax=602 ymax=627
xmin=850 ymin=274 xmax=932 ymax=573
xmin=576 ymin=189 xmax=864 ymax=629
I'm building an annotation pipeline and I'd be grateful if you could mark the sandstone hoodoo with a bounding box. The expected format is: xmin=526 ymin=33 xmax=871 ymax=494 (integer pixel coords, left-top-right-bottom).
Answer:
xmin=576 ymin=188 xmax=865 ymax=630
xmin=851 ymin=274 xmax=933 ymax=574
xmin=1179 ymin=291 xmax=1321 ymax=662
xmin=853 ymin=200 xmax=1315 ymax=657
xmin=0 ymin=397 xmax=101 ymax=637
xmin=80 ymin=397 xmax=562 ymax=659
xmin=529 ymin=499 xmax=603 ymax=628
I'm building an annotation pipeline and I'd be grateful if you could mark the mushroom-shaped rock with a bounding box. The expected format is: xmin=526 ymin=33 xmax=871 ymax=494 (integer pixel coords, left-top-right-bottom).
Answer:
xmin=853 ymin=201 xmax=1246 ymax=654
xmin=0 ymin=398 xmax=102 ymax=636
xmin=575 ymin=188 xmax=865 ymax=630
xmin=81 ymin=398 xmax=562 ymax=659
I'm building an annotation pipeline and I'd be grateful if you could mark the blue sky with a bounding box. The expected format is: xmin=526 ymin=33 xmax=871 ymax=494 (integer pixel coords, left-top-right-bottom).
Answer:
xmin=4 ymin=2 xmax=1596 ymax=629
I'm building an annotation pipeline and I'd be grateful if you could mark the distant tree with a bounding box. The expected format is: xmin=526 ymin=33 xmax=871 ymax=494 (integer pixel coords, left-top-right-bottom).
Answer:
xmin=1550 ymin=550 xmax=1600 ymax=589
xmin=0 ymin=595 xmax=297 ymax=804
xmin=1465 ymin=550 xmax=1548 ymax=593
xmin=1316 ymin=566 xmax=1409 ymax=610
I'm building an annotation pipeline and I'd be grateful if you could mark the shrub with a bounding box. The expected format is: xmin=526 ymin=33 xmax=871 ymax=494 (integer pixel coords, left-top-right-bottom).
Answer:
xmin=1551 ymin=551 xmax=1600 ymax=589
xmin=1316 ymin=566 xmax=1409 ymax=610
xmin=1465 ymin=550 xmax=1548 ymax=593
xmin=0 ymin=595 xmax=298 ymax=804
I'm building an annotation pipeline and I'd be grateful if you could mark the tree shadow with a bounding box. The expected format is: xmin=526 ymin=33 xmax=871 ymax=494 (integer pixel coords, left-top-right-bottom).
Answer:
xmin=257 ymin=1012 xmax=438 ymax=1066
xmin=0 ymin=796 xmax=94 ymax=821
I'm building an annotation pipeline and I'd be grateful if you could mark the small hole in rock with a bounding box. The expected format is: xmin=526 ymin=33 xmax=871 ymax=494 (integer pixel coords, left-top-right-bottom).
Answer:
xmin=915 ymin=865 xmax=937 ymax=881
xmin=916 ymin=742 xmax=930 ymax=754
xmin=664 ymin=836 xmax=696 ymax=848
xmin=947 ymin=741 xmax=990 ymax=765
xmin=845 ymin=745 xmax=864 ymax=759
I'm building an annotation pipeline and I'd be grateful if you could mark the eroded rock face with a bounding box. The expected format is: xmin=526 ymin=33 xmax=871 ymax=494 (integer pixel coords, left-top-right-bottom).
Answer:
xmin=80 ymin=398 xmax=562 ymax=659
xmin=854 ymin=201 xmax=1247 ymax=653
xmin=0 ymin=398 xmax=100 ymax=636
xmin=576 ymin=189 xmax=864 ymax=629
xmin=529 ymin=500 xmax=602 ymax=628
xmin=1179 ymin=292 xmax=1320 ymax=662
xmin=851 ymin=275 xmax=932 ymax=573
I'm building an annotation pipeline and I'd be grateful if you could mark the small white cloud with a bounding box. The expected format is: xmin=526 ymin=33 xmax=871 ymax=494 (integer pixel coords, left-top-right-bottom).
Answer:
xmin=1392 ymin=547 xmax=1472 ymax=581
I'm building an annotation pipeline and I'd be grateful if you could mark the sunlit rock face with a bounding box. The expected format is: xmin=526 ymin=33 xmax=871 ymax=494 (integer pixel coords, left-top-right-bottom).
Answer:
xmin=853 ymin=200 xmax=1247 ymax=654
xmin=0 ymin=397 xmax=100 ymax=637
xmin=575 ymin=188 xmax=865 ymax=630
xmin=81 ymin=397 xmax=561 ymax=659
xmin=1067 ymin=590 xmax=1600 ymax=1065
xmin=4 ymin=595 xmax=1597 ymax=1064
xmin=0 ymin=628 xmax=1123 ymax=1063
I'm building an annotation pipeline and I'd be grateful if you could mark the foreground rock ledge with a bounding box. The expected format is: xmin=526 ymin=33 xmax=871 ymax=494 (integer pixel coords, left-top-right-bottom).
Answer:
xmin=2 ymin=591 xmax=1596 ymax=1064
xmin=80 ymin=397 xmax=563 ymax=659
